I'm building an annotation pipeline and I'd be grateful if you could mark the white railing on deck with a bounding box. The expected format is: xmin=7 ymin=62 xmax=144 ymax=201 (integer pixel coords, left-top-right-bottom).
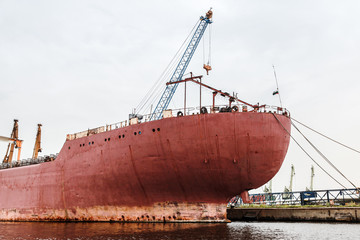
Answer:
xmin=66 ymin=104 xmax=289 ymax=141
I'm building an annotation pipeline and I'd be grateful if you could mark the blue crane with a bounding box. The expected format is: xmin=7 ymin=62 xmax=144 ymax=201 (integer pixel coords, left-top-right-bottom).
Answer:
xmin=149 ymin=9 xmax=213 ymax=121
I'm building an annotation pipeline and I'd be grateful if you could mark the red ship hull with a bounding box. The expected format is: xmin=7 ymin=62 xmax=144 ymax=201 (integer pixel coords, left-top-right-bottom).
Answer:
xmin=0 ymin=112 xmax=290 ymax=222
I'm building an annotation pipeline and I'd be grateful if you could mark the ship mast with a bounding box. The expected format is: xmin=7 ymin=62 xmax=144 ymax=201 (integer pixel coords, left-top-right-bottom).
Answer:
xmin=166 ymin=74 xmax=256 ymax=110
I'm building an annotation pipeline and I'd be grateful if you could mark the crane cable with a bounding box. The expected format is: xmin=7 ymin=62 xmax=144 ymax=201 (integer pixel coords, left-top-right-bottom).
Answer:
xmin=208 ymin=23 xmax=212 ymax=65
xmin=202 ymin=22 xmax=211 ymax=66
xmin=135 ymin=40 xmax=185 ymax=115
xmin=291 ymin=117 xmax=360 ymax=154
xmin=202 ymin=29 xmax=205 ymax=65
xmin=143 ymin=18 xmax=201 ymax=114
xmin=135 ymin=19 xmax=201 ymax=115
xmin=290 ymin=120 xmax=358 ymax=189
xmin=272 ymin=113 xmax=347 ymax=189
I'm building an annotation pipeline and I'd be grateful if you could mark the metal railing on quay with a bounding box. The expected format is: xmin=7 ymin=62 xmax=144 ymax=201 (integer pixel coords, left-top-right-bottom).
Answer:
xmin=230 ymin=188 xmax=360 ymax=207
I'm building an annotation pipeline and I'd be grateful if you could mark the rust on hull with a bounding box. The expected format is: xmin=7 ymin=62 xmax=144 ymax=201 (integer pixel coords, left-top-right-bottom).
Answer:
xmin=0 ymin=202 xmax=227 ymax=222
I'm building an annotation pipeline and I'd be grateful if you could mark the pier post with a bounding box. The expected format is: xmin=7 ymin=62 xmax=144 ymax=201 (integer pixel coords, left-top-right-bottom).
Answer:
xmin=300 ymin=192 xmax=304 ymax=206
xmin=326 ymin=190 xmax=330 ymax=204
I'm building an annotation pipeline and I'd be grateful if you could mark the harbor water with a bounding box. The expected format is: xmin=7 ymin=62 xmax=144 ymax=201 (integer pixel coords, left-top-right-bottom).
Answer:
xmin=0 ymin=221 xmax=359 ymax=239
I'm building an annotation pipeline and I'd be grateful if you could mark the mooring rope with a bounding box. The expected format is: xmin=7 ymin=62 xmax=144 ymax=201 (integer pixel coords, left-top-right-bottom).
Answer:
xmin=291 ymin=117 xmax=360 ymax=154
xmin=291 ymin=120 xmax=358 ymax=189
xmin=271 ymin=113 xmax=347 ymax=189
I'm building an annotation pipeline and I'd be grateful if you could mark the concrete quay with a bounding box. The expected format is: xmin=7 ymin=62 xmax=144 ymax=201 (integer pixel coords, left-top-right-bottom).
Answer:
xmin=227 ymin=207 xmax=360 ymax=222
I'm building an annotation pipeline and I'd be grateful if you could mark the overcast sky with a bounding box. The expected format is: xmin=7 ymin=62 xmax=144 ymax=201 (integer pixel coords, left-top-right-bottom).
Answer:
xmin=1 ymin=0 xmax=360 ymax=193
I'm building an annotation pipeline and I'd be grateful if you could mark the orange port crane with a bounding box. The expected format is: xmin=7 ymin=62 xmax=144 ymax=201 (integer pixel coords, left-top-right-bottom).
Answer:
xmin=32 ymin=124 xmax=42 ymax=159
xmin=1 ymin=119 xmax=23 ymax=163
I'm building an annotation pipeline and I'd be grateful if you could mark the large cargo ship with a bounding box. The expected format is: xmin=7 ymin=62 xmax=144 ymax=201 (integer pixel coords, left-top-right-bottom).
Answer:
xmin=0 ymin=10 xmax=291 ymax=222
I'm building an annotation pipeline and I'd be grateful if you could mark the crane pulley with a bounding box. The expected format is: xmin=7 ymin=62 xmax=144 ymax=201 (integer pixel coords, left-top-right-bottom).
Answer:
xmin=203 ymin=64 xmax=212 ymax=75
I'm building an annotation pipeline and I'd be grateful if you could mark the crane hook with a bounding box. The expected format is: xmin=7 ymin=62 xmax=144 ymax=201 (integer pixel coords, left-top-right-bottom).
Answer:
xmin=203 ymin=64 xmax=212 ymax=75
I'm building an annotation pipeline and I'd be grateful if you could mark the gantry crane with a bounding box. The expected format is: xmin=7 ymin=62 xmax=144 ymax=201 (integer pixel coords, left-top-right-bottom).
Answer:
xmin=32 ymin=124 xmax=42 ymax=159
xmin=263 ymin=180 xmax=272 ymax=193
xmin=149 ymin=9 xmax=213 ymax=121
xmin=282 ymin=164 xmax=295 ymax=199
xmin=284 ymin=164 xmax=295 ymax=193
xmin=1 ymin=119 xmax=23 ymax=164
xmin=306 ymin=165 xmax=315 ymax=191
xmin=263 ymin=180 xmax=277 ymax=201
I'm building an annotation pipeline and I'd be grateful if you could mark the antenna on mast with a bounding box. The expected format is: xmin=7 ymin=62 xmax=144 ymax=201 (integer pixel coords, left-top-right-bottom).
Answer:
xmin=272 ymin=65 xmax=283 ymax=108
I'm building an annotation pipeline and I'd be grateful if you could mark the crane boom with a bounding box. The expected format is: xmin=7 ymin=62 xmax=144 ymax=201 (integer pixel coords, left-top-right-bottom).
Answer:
xmin=289 ymin=164 xmax=295 ymax=192
xmin=2 ymin=119 xmax=22 ymax=164
xmin=32 ymin=124 xmax=42 ymax=159
xmin=283 ymin=164 xmax=295 ymax=193
xmin=305 ymin=165 xmax=315 ymax=191
xmin=310 ymin=165 xmax=315 ymax=191
xmin=149 ymin=9 xmax=213 ymax=121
